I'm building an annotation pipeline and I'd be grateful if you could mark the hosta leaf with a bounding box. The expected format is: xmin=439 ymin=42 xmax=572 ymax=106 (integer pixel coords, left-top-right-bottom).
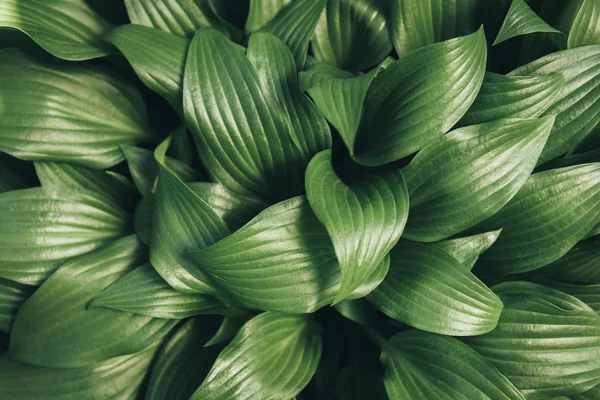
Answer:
xmin=466 ymin=282 xmax=600 ymax=399
xmin=90 ymin=263 xmax=232 ymax=319
xmin=368 ymin=241 xmax=503 ymax=336
xmin=312 ymin=0 xmax=392 ymax=71
xmin=390 ymin=0 xmax=479 ymax=56
xmin=568 ymin=0 xmax=600 ymax=48
xmin=0 ymin=186 xmax=131 ymax=285
xmin=305 ymin=150 xmax=408 ymax=302
xmin=190 ymin=312 xmax=322 ymax=400
xmin=150 ymin=140 xmax=230 ymax=296
xmin=334 ymin=299 xmax=378 ymax=325
xmin=107 ymin=24 xmax=189 ymax=110
xmin=509 ymin=45 xmax=600 ymax=164
xmin=134 ymin=195 xmax=153 ymax=245
xmin=354 ymin=28 xmax=487 ymax=166
xmin=35 ymin=162 xmax=138 ymax=211
xmin=459 ymin=72 xmax=565 ymax=126
xmin=189 ymin=196 xmax=342 ymax=313
xmin=380 ymin=330 xmax=525 ymax=400
xmin=258 ymin=0 xmax=326 ymax=68
xmin=538 ymin=149 xmax=600 ymax=172
xmin=245 ymin=0 xmax=291 ymax=33
xmin=0 ymin=278 xmax=35 ymax=333
xmin=0 ymin=343 xmax=158 ymax=400
xmin=402 ymin=117 xmax=553 ymax=241
xmin=473 ymin=164 xmax=600 ymax=276
xmin=0 ymin=49 xmax=154 ymax=169
xmin=493 ymin=0 xmax=561 ymax=46
xmin=541 ymin=281 xmax=600 ymax=313
xmin=0 ymin=0 xmax=111 ymax=60
xmin=434 ymin=230 xmax=502 ymax=270
xmin=124 ymin=0 xmax=242 ymax=40
xmin=573 ymin=385 xmax=600 ymax=400
xmin=533 ymin=239 xmax=600 ymax=283
xmin=145 ymin=317 xmax=223 ymax=400
xmin=9 ymin=236 xmax=177 ymax=368
xmin=204 ymin=314 xmax=252 ymax=347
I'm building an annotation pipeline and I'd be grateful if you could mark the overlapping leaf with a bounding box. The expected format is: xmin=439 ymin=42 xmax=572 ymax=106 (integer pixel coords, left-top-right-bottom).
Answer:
xmin=245 ymin=0 xmax=291 ymax=33
xmin=493 ymin=0 xmax=561 ymax=45
xmin=541 ymin=280 xmax=600 ymax=313
xmin=568 ymin=0 xmax=600 ymax=48
xmin=434 ymin=230 xmax=502 ymax=270
xmin=354 ymin=29 xmax=487 ymax=166
xmin=9 ymin=236 xmax=177 ymax=368
xmin=305 ymin=150 xmax=408 ymax=302
xmin=533 ymin=239 xmax=600 ymax=283
xmin=0 ymin=49 xmax=154 ymax=169
xmin=0 ymin=0 xmax=111 ymax=60
xmin=473 ymin=164 xmax=600 ymax=275
xmin=190 ymin=312 xmax=322 ymax=400
xmin=402 ymin=117 xmax=553 ymax=241
xmin=134 ymin=196 xmax=153 ymax=245
xmin=0 ymin=278 xmax=35 ymax=333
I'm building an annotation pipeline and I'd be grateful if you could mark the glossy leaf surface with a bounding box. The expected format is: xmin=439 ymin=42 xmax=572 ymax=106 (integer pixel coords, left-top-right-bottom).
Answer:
xmin=493 ymin=0 xmax=561 ymax=45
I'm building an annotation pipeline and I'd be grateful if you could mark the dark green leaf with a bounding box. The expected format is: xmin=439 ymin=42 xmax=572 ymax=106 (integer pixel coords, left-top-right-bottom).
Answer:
xmin=568 ymin=0 xmax=600 ymax=48
xmin=537 ymin=149 xmax=600 ymax=172
xmin=306 ymin=150 xmax=408 ymax=301
xmin=190 ymin=312 xmax=322 ymax=400
xmin=466 ymin=281 xmax=600 ymax=399
xmin=368 ymin=241 xmax=503 ymax=336
xmin=434 ymin=230 xmax=502 ymax=270
xmin=168 ymin=125 xmax=195 ymax=165
xmin=533 ymin=239 xmax=600 ymax=283
xmin=204 ymin=313 xmax=252 ymax=347
xmin=473 ymin=164 xmax=600 ymax=276
xmin=190 ymin=196 xmax=342 ymax=313
xmin=402 ymin=117 xmax=553 ymax=241
xmin=336 ymin=365 xmax=387 ymax=400
xmin=354 ymin=28 xmax=487 ymax=166
xmin=0 ymin=0 xmax=111 ymax=60
xmin=379 ymin=330 xmax=525 ymax=400
xmin=0 ymin=278 xmax=35 ymax=333
xmin=0 ymin=186 xmax=131 ymax=285
xmin=245 ymin=0 xmax=291 ymax=32
xmin=334 ymin=299 xmax=378 ymax=325
xmin=0 ymin=49 xmax=154 ymax=169
xmin=134 ymin=195 xmax=153 ymax=245
xmin=493 ymin=0 xmax=561 ymax=46
xmin=9 ymin=235 xmax=177 ymax=367
xmin=540 ymin=280 xmax=600 ymax=313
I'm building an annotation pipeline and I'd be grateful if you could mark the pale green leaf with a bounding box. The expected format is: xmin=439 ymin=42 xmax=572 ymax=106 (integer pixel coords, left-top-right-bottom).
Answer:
xmin=568 ymin=0 xmax=600 ymax=48
xmin=190 ymin=312 xmax=322 ymax=400
xmin=402 ymin=117 xmax=553 ymax=241
xmin=0 ymin=278 xmax=35 ymax=333
xmin=245 ymin=0 xmax=291 ymax=33
xmin=434 ymin=230 xmax=502 ymax=270
xmin=9 ymin=235 xmax=177 ymax=368
xmin=493 ymin=0 xmax=562 ymax=46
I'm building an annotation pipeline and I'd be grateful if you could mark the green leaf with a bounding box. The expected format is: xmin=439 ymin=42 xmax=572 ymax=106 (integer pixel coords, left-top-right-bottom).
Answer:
xmin=538 ymin=149 xmax=600 ymax=172
xmin=145 ymin=317 xmax=223 ymax=400
xmin=379 ymin=330 xmax=525 ymax=400
xmin=190 ymin=312 xmax=322 ymax=400
xmin=368 ymin=241 xmax=503 ymax=336
xmin=0 ymin=278 xmax=35 ymax=333
xmin=459 ymin=72 xmax=566 ymax=127
xmin=390 ymin=0 xmax=480 ymax=56
xmin=0 ymin=186 xmax=131 ymax=285
xmin=465 ymin=281 xmax=600 ymax=399
xmin=473 ymin=164 xmax=600 ymax=276
xmin=89 ymin=263 xmax=232 ymax=319
xmin=247 ymin=32 xmax=331 ymax=162
xmin=168 ymin=125 xmax=195 ymax=165
xmin=134 ymin=195 xmax=153 ymax=245
xmin=305 ymin=150 xmax=408 ymax=302
xmin=588 ymin=222 xmax=600 ymax=239
xmin=334 ymin=299 xmax=378 ymax=325
xmin=258 ymin=0 xmax=326 ymax=68
xmin=493 ymin=0 xmax=562 ymax=46
xmin=150 ymin=140 xmax=230 ymax=296
xmin=402 ymin=117 xmax=553 ymax=241
xmin=9 ymin=235 xmax=177 ymax=368
xmin=245 ymin=0 xmax=291 ymax=32
xmin=573 ymin=385 xmax=600 ymax=400
xmin=0 ymin=49 xmax=154 ymax=169
xmin=0 ymin=343 xmax=158 ymax=400
xmin=568 ymin=0 xmax=600 ymax=48
xmin=0 ymin=0 xmax=111 ymax=60
xmin=204 ymin=314 xmax=252 ymax=347
xmin=107 ymin=24 xmax=189 ymax=111
xmin=190 ymin=196 xmax=342 ymax=313
xmin=35 ymin=161 xmax=138 ymax=211
xmin=354 ymin=28 xmax=487 ymax=166
xmin=124 ymin=0 xmax=242 ymax=40
xmin=509 ymin=45 xmax=600 ymax=164
xmin=311 ymin=0 xmax=392 ymax=71
xmin=433 ymin=230 xmax=502 ymax=270
xmin=533 ymin=239 xmax=600 ymax=283
xmin=540 ymin=280 xmax=600 ymax=313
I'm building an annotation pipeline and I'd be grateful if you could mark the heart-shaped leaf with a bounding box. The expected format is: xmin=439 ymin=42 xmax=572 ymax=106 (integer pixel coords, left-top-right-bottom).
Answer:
xmin=434 ymin=230 xmax=502 ymax=270
xmin=402 ymin=117 xmax=553 ymax=241
xmin=245 ymin=0 xmax=291 ymax=33
xmin=459 ymin=72 xmax=565 ymax=126
xmin=0 ymin=0 xmax=111 ymax=60
xmin=368 ymin=240 xmax=503 ymax=336
xmin=107 ymin=24 xmax=189 ymax=111
xmin=306 ymin=150 xmax=409 ymax=302
xmin=0 ymin=278 xmax=35 ymax=333
xmin=465 ymin=281 xmax=600 ymax=399
xmin=0 ymin=342 xmax=159 ymax=400
xmin=354 ymin=28 xmax=487 ymax=166
xmin=568 ymin=0 xmax=600 ymax=48
xmin=379 ymin=330 xmax=525 ymax=400
xmin=0 ymin=186 xmax=131 ymax=285
xmin=0 ymin=48 xmax=154 ymax=169
xmin=493 ymin=0 xmax=562 ymax=46
xmin=473 ymin=164 xmax=600 ymax=276
xmin=312 ymin=0 xmax=392 ymax=71
xmin=190 ymin=312 xmax=322 ymax=400
xmin=9 ymin=235 xmax=177 ymax=368
xmin=189 ymin=196 xmax=342 ymax=313
xmin=533 ymin=239 xmax=600 ymax=283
